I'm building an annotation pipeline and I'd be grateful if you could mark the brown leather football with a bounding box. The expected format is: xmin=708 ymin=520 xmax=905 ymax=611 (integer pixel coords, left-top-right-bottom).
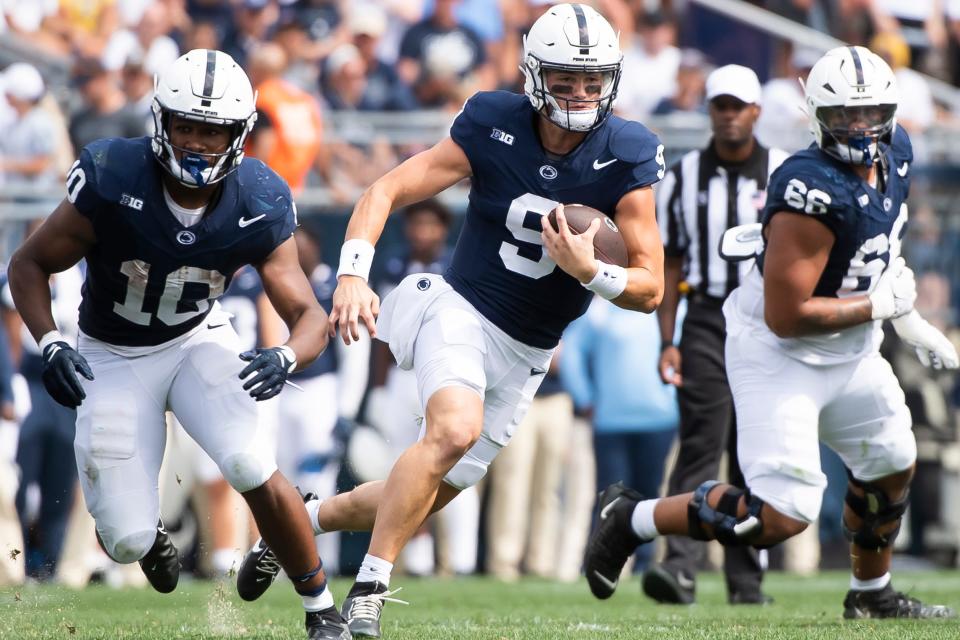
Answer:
xmin=546 ymin=204 xmax=629 ymax=268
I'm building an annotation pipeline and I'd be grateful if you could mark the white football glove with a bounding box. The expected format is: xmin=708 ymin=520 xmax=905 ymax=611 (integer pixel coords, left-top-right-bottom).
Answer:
xmin=869 ymin=257 xmax=916 ymax=320
xmin=891 ymin=310 xmax=959 ymax=370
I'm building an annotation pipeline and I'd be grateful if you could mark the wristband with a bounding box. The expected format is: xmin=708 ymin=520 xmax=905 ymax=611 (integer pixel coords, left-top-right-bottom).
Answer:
xmin=277 ymin=345 xmax=298 ymax=373
xmin=582 ymin=260 xmax=627 ymax=300
xmin=38 ymin=330 xmax=67 ymax=354
xmin=336 ymin=238 xmax=376 ymax=282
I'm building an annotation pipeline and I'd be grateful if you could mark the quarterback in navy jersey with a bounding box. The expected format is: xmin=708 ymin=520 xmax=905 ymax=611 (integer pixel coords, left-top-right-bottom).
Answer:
xmin=584 ymin=46 xmax=957 ymax=619
xmin=8 ymin=50 xmax=350 ymax=639
xmin=238 ymin=4 xmax=665 ymax=636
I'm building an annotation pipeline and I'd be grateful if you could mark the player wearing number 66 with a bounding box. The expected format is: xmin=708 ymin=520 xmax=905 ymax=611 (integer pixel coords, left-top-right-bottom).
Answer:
xmin=235 ymin=4 xmax=665 ymax=637
xmin=8 ymin=50 xmax=353 ymax=639
xmin=584 ymin=46 xmax=957 ymax=620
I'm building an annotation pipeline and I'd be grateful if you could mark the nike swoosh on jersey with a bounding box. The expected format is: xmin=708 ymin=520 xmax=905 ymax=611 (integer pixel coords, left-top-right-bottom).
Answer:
xmin=239 ymin=214 xmax=267 ymax=228
xmin=593 ymin=158 xmax=618 ymax=170
xmin=897 ymin=162 xmax=908 ymax=177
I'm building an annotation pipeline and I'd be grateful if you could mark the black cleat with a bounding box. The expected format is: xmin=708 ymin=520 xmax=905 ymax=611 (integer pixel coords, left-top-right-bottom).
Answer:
xmin=236 ymin=537 xmax=282 ymax=601
xmin=305 ymin=606 xmax=351 ymax=640
xmin=642 ymin=564 xmax=696 ymax=605
xmin=584 ymin=482 xmax=649 ymax=600
xmin=237 ymin=491 xmax=318 ymax=601
xmin=139 ymin=519 xmax=180 ymax=593
xmin=341 ymin=581 xmax=407 ymax=639
xmin=843 ymin=583 xmax=956 ymax=619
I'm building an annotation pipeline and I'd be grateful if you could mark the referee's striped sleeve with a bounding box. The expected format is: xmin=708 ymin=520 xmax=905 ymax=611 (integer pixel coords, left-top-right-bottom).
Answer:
xmin=656 ymin=163 xmax=685 ymax=257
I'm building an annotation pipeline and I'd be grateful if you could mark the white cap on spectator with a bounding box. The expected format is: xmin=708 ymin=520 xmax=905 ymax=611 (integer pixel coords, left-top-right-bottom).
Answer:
xmin=706 ymin=64 xmax=761 ymax=104
xmin=349 ymin=4 xmax=387 ymax=37
xmin=3 ymin=62 xmax=44 ymax=102
xmin=326 ymin=43 xmax=362 ymax=74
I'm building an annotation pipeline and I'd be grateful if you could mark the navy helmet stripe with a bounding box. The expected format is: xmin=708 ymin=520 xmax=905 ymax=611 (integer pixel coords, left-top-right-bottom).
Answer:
xmin=848 ymin=46 xmax=865 ymax=85
xmin=572 ymin=4 xmax=589 ymax=46
xmin=203 ymin=50 xmax=217 ymax=97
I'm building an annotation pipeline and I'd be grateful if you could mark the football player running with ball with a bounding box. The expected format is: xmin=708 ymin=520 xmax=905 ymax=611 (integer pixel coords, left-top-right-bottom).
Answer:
xmin=584 ymin=46 xmax=958 ymax=619
xmin=8 ymin=50 xmax=351 ymax=639
xmin=237 ymin=4 xmax=665 ymax=637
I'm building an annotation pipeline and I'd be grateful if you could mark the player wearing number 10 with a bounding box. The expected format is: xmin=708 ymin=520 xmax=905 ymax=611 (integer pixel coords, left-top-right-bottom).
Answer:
xmin=584 ymin=46 xmax=958 ymax=619
xmin=8 ymin=50 xmax=351 ymax=639
xmin=235 ymin=4 xmax=664 ymax=637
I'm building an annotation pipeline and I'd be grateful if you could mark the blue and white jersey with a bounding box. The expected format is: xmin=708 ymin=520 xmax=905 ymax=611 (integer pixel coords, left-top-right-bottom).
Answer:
xmin=727 ymin=126 xmax=913 ymax=364
xmin=70 ymin=137 xmax=296 ymax=347
xmin=291 ymin=263 xmax=338 ymax=380
xmin=446 ymin=91 xmax=664 ymax=348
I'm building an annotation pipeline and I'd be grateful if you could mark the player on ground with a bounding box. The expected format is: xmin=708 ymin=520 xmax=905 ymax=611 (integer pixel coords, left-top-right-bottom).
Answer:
xmin=584 ymin=46 xmax=958 ymax=619
xmin=7 ymin=50 xmax=350 ymax=639
xmin=238 ymin=4 xmax=665 ymax=637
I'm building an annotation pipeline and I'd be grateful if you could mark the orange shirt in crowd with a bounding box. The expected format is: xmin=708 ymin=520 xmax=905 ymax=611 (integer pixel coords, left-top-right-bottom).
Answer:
xmin=251 ymin=78 xmax=324 ymax=194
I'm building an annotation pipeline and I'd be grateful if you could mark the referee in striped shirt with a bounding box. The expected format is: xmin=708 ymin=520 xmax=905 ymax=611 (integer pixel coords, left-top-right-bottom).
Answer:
xmin=644 ymin=65 xmax=789 ymax=605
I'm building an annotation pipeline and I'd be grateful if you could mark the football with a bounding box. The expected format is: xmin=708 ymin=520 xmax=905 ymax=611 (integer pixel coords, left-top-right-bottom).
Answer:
xmin=546 ymin=204 xmax=629 ymax=268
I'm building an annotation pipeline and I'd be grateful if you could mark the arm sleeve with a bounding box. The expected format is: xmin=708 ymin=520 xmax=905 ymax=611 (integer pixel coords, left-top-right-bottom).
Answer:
xmin=558 ymin=316 xmax=595 ymax=411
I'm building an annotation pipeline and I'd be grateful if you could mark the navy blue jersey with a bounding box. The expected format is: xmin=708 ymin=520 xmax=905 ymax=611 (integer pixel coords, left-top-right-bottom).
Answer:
xmin=446 ymin=91 xmax=664 ymax=348
xmin=759 ymin=126 xmax=912 ymax=298
xmin=291 ymin=263 xmax=338 ymax=380
xmin=70 ymin=137 xmax=296 ymax=346
xmin=373 ymin=247 xmax=453 ymax=298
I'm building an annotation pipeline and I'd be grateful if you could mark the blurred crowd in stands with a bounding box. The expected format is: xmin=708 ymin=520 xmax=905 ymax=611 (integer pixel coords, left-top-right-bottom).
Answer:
xmin=0 ymin=0 xmax=959 ymax=589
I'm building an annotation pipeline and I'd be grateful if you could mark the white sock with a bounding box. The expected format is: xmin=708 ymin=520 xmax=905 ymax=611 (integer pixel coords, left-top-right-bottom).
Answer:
xmin=301 ymin=586 xmax=335 ymax=612
xmin=630 ymin=498 xmax=661 ymax=540
xmin=850 ymin=572 xmax=891 ymax=591
xmin=356 ymin=553 xmax=393 ymax=586
xmin=306 ymin=499 xmax=326 ymax=536
xmin=212 ymin=548 xmax=239 ymax=576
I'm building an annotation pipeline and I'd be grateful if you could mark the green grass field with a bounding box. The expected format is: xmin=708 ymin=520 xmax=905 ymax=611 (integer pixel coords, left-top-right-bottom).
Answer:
xmin=2 ymin=572 xmax=960 ymax=639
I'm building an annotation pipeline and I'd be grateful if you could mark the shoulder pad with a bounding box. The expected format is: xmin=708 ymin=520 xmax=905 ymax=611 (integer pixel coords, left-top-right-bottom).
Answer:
xmin=79 ymin=137 xmax=151 ymax=203
xmin=236 ymin=159 xmax=295 ymax=225
xmin=457 ymin=91 xmax=529 ymax=129
xmin=605 ymin=118 xmax=662 ymax=165
xmin=888 ymin=124 xmax=913 ymax=166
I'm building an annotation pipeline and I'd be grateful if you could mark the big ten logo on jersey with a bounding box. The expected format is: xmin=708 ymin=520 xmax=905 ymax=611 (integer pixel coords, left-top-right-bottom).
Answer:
xmin=120 ymin=194 xmax=144 ymax=211
xmin=490 ymin=128 xmax=514 ymax=145
xmin=499 ymin=193 xmax=559 ymax=279
xmin=839 ymin=204 xmax=908 ymax=297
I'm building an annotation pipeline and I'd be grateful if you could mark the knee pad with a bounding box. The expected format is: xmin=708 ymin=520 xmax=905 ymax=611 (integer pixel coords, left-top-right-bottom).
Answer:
xmin=220 ymin=451 xmax=276 ymax=493
xmin=442 ymin=437 xmax=500 ymax=490
xmin=842 ymin=476 xmax=908 ymax=551
xmin=687 ymin=480 xmax=766 ymax=547
xmin=106 ymin=528 xmax=158 ymax=564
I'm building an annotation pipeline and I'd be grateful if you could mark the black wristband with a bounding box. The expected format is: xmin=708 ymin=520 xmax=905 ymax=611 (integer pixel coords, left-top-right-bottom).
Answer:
xmin=660 ymin=340 xmax=675 ymax=351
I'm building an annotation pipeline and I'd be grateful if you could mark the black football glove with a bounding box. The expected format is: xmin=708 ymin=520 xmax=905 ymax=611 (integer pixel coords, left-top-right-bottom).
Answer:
xmin=239 ymin=346 xmax=297 ymax=401
xmin=41 ymin=341 xmax=95 ymax=408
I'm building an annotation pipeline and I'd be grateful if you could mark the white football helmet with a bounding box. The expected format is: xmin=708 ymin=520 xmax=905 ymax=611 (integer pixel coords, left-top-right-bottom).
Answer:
xmin=151 ymin=49 xmax=257 ymax=187
xmin=521 ymin=3 xmax=622 ymax=132
xmin=803 ymin=46 xmax=898 ymax=166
